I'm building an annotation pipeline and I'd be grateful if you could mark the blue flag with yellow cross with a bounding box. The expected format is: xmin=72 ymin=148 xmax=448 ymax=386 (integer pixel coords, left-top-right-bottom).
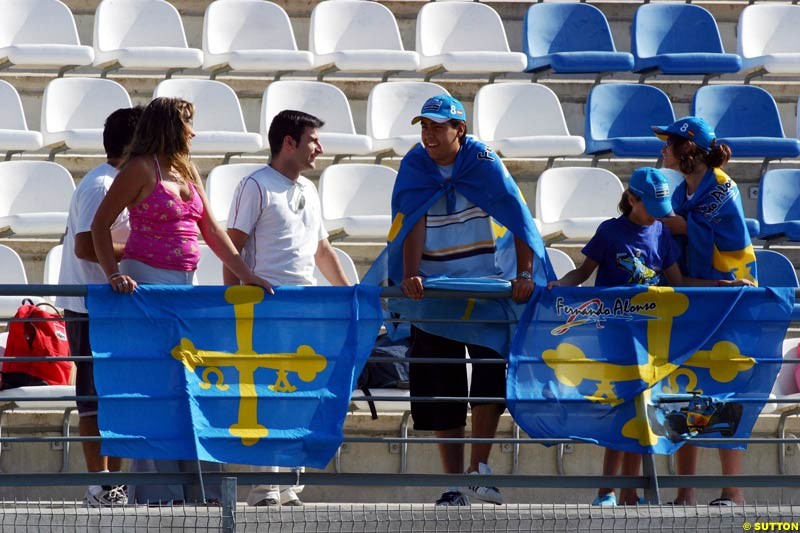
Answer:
xmin=87 ymin=284 xmax=383 ymax=469
xmin=507 ymin=285 xmax=793 ymax=454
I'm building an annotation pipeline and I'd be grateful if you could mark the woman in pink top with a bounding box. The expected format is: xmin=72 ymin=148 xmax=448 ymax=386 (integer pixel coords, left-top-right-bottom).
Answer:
xmin=92 ymin=97 xmax=271 ymax=293
xmin=91 ymin=97 xmax=270 ymax=505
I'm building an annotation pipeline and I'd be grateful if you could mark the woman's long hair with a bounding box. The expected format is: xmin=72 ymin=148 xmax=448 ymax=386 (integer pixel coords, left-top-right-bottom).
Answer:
xmin=668 ymin=135 xmax=732 ymax=176
xmin=122 ymin=97 xmax=199 ymax=183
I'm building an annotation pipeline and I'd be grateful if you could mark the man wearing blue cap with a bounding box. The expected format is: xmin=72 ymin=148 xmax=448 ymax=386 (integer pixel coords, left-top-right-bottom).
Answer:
xmin=385 ymin=94 xmax=553 ymax=505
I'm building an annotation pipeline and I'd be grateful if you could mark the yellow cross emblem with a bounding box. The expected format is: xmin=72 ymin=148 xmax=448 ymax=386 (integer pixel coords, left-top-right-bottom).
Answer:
xmin=542 ymin=287 xmax=754 ymax=445
xmin=170 ymin=286 xmax=328 ymax=446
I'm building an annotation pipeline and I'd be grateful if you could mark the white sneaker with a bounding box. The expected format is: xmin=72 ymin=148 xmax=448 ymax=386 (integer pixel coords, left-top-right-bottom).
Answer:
xmin=84 ymin=484 xmax=128 ymax=507
xmin=280 ymin=487 xmax=303 ymax=506
xmin=435 ymin=491 xmax=470 ymax=506
xmin=462 ymin=463 xmax=503 ymax=505
xmin=253 ymin=489 xmax=281 ymax=506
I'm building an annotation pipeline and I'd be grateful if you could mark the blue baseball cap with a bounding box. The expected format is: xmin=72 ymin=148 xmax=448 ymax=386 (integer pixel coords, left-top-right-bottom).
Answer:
xmin=629 ymin=167 xmax=673 ymax=218
xmin=651 ymin=116 xmax=716 ymax=152
xmin=411 ymin=94 xmax=466 ymax=125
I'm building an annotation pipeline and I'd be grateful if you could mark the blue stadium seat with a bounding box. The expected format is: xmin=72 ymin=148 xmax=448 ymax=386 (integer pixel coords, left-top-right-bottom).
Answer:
xmin=522 ymin=3 xmax=633 ymax=79
xmin=632 ymin=3 xmax=741 ymax=82
xmin=755 ymin=249 xmax=798 ymax=287
xmin=757 ymin=169 xmax=800 ymax=243
xmin=584 ymin=84 xmax=675 ymax=165
xmin=746 ymin=218 xmax=760 ymax=240
xmin=692 ymin=85 xmax=800 ymax=165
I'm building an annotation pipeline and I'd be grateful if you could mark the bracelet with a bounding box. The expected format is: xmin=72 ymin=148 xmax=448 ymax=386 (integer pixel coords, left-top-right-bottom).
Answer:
xmin=716 ymin=280 xmax=723 ymax=287
xmin=107 ymin=272 xmax=123 ymax=281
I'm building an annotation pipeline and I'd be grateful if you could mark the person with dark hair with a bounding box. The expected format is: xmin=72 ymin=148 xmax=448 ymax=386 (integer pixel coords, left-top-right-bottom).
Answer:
xmin=56 ymin=106 xmax=144 ymax=507
xmin=396 ymin=94 xmax=539 ymax=506
xmin=225 ymin=109 xmax=351 ymax=506
xmin=653 ymin=116 xmax=757 ymax=507
xmin=91 ymin=97 xmax=271 ymax=505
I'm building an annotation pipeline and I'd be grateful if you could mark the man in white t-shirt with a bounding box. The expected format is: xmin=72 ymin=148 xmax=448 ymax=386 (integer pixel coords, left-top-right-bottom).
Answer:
xmin=56 ymin=106 xmax=143 ymax=507
xmin=225 ymin=109 xmax=350 ymax=506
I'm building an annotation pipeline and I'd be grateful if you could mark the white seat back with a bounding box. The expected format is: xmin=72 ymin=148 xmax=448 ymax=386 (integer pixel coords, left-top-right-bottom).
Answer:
xmin=738 ymin=4 xmax=800 ymax=58
xmin=203 ymin=0 xmax=299 ymax=55
xmin=545 ymin=248 xmax=577 ymax=279
xmin=312 ymin=248 xmax=360 ymax=286
xmin=0 ymin=80 xmax=32 ymax=131
xmin=94 ymin=0 xmax=190 ymax=51
xmin=43 ymin=244 xmax=63 ymax=285
xmin=366 ymin=81 xmax=449 ymax=143
xmin=535 ymin=167 xmax=623 ymax=224
xmin=261 ymin=80 xmax=358 ymax=137
xmin=416 ymin=2 xmax=512 ymax=56
xmin=0 ymin=244 xmax=27 ymax=284
xmin=0 ymin=0 xmax=82 ymax=47
xmin=194 ymin=244 xmax=223 ymax=286
xmin=318 ymin=164 xmax=396 ymax=222
xmin=0 ymin=161 xmax=75 ymax=219
xmin=310 ymin=1 xmax=405 ymax=55
xmin=474 ymin=82 xmax=571 ymax=141
xmin=40 ymin=78 xmax=131 ymax=144
xmin=206 ymin=163 xmax=266 ymax=225
xmin=154 ymin=79 xmax=248 ymax=133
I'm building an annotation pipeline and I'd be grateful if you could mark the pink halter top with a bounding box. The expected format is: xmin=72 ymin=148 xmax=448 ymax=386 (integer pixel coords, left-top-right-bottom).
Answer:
xmin=123 ymin=158 xmax=204 ymax=271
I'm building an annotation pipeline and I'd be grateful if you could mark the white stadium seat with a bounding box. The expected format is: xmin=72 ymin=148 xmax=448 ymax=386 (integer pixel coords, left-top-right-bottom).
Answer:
xmin=93 ymin=0 xmax=203 ymax=77
xmin=43 ymin=244 xmax=63 ymax=286
xmin=40 ymin=78 xmax=132 ymax=160
xmin=416 ymin=2 xmax=526 ymax=81
xmin=0 ymin=0 xmax=93 ymax=74
xmin=0 ymin=161 xmax=75 ymax=237
xmin=545 ymin=248 xmax=577 ymax=280
xmin=312 ymin=247 xmax=360 ymax=286
xmin=0 ymin=80 xmax=43 ymax=159
xmin=194 ymin=244 xmax=223 ymax=286
xmin=535 ymin=167 xmax=624 ymax=243
xmin=195 ymin=245 xmax=359 ymax=287
xmin=309 ymin=0 xmax=419 ymax=80
xmin=153 ymin=79 xmax=263 ymax=162
xmin=738 ymin=4 xmax=800 ymax=82
xmin=206 ymin=163 xmax=265 ymax=226
xmin=43 ymin=244 xmax=63 ymax=304
xmin=261 ymin=81 xmax=372 ymax=160
xmin=367 ymin=81 xmax=449 ymax=159
xmin=0 ymin=244 xmax=32 ymax=319
xmin=473 ymin=82 xmax=585 ymax=163
xmin=202 ymin=0 xmax=313 ymax=78
xmin=319 ymin=164 xmax=396 ymax=239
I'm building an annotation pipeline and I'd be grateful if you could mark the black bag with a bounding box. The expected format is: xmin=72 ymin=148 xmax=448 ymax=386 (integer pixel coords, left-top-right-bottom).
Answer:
xmin=356 ymin=334 xmax=410 ymax=419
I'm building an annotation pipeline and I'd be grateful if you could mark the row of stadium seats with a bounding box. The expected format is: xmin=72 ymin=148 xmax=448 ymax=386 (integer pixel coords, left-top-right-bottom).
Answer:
xmin=2 ymin=77 xmax=799 ymax=165
xmin=4 ymin=0 xmax=800 ymax=82
xmin=5 ymin=153 xmax=798 ymax=248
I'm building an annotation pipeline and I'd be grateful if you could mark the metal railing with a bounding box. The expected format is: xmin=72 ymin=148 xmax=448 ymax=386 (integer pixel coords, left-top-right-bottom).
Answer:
xmin=0 ymin=284 xmax=799 ymax=530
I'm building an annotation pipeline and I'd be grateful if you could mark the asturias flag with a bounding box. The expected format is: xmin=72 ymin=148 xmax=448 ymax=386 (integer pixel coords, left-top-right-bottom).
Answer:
xmin=507 ymin=286 xmax=793 ymax=454
xmin=87 ymin=284 xmax=383 ymax=469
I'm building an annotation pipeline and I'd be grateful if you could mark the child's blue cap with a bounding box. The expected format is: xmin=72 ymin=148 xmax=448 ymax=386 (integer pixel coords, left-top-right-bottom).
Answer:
xmin=411 ymin=94 xmax=466 ymax=125
xmin=651 ymin=116 xmax=716 ymax=152
xmin=629 ymin=167 xmax=673 ymax=218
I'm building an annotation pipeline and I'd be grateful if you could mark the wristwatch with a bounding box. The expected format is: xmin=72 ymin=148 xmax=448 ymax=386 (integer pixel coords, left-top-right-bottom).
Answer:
xmin=517 ymin=271 xmax=532 ymax=280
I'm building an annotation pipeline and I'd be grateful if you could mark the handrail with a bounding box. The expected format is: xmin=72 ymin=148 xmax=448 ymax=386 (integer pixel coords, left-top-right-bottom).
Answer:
xmin=0 ymin=283 xmax=798 ymax=506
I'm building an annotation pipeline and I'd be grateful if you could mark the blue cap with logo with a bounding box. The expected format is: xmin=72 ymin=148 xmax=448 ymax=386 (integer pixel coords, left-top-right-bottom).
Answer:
xmin=411 ymin=94 xmax=467 ymax=125
xmin=629 ymin=167 xmax=673 ymax=218
xmin=651 ymin=116 xmax=716 ymax=152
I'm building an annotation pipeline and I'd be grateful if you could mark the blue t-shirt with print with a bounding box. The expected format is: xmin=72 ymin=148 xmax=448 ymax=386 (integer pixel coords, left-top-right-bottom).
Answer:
xmin=582 ymin=216 xmax=680 ymax=287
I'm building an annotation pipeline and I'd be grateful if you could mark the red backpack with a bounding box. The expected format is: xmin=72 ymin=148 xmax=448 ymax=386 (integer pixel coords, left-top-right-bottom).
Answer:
xmin=2 ymin=300 xmax=72 ymax=386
